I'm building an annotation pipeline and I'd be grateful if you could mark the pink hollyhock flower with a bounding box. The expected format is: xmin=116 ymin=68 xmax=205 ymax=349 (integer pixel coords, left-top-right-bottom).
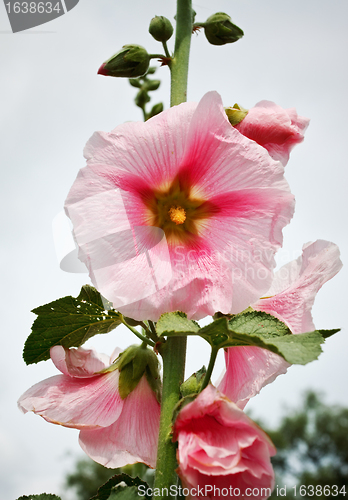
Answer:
xmin=234 ymin=101 xmax=309 ymax=166
xmin=65 ymin=91 xmax=294 ymax=321
xmin=218 ymin=240 xmax=342 ymax=408
xmin=173 ymin=385 xmax=276 ymax=500
xmin=18 ymin=345 xmax=160 ymax=468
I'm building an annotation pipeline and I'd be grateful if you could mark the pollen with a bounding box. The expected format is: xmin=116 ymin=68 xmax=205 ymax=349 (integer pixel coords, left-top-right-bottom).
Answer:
xmin=168 ymin=206 xmax=186 ymax=225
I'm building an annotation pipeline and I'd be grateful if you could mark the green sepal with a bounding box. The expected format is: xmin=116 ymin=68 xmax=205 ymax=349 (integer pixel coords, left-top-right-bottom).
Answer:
xmin=23 ymin=285 xmax=121 ymax=365
xmin=180 ymin=366 xmax=206 ymax=397
xmin=225 ymin=103 xmax=249 ymax=126
xmin=116 ymin=345 xmax=161 ymax=401
xmin=90 ymin=473 xmax=151 ymax=500
xmin=17 ymin=495 xmax=61 ymax=500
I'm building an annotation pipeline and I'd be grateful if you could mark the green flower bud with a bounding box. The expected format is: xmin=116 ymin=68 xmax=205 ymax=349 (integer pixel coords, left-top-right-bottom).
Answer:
xmin=225 ymin=103 xmax=249 ymax=126
xmin=116 ymin=345 xmax=161 ymax=401
xmin=135 ymin=89 xmax=151 ymax=108
xmin=180 ymin=366 xmax=206 ymax=397
xmin=98 ymin=44 xmax=150 ymax=78
xmin=203 ymin=12 xmax=244 ymax=46
xmin=145 ymin=79 xmax=161 ymax=91
xmin=148 ymin=102 xmax=164 ymax=119
xmin=149 ymin=15 xmax=174 ymax=42
xmin=128 ymin=79 xmax=142 ymax=88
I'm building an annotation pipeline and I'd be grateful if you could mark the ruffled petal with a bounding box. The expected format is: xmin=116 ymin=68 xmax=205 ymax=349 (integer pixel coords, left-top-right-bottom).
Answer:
xmin=17 ymin=369 xmax=124 ymax=429
xmin=254 ymin=240 xmax=342 ymax=333
xmin=79 ymin=376 xmax=160 ymax=468
xmin=174 ymin=386 xmax=275 ymax=499
xmin=217 ymin=347 xmax=289 ymax=409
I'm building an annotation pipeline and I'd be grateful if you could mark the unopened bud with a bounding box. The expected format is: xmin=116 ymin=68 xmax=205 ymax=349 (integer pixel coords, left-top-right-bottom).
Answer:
xmin=98 ymin=45 xmax=150 ymax=78
xmin=116 ymin=345 xmax=161 ymax=401
xmin=225 ymin=103 xmax=249 ymax=126
xmin=148 ymin=102 xmax=164 ymax=119
xmin=203 ymin=12 xmax=244 ymax=46
xmin=149 ymin=15 xmax=174 ymax=42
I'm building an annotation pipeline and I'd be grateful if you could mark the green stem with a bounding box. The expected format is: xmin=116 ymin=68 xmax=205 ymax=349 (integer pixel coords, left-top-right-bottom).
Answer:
xmin=153 ymin=337 xmax=187 ymax=495
xmin=162 ymin=40 xmax=171 ymax=59
xmin=152 ymin=1 xmax=192 ymax=496
xmin=121 ymin=317 xmax=155 ymax=347
xmin=170 ymin=0 xmax=193 ymax=106
xmin=200 ymin=346 xmax=219 ymax=392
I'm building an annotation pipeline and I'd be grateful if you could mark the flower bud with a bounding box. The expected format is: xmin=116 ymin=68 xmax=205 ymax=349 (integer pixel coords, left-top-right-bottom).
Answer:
xmin=135 ymin=89 xmax=151 ymax=108
xmin=180 ymin=366 xmax=206 ymax=397
xmin=225 ymin=103 xmax=249 ymax=126
xmin=148 ymin=102 xmax=164 ymax=119
xmin=203 ymin=12 xmax=244 ymax=46
xmin=145 ymin=79 xmax=161 ymax=91
xmin=116 ymin=345 xmax=161 ymax=401
xmin=98 ymin=45 xmax=150 ymax=78
xmin=149 ymin=15 xmax=174 ymax=42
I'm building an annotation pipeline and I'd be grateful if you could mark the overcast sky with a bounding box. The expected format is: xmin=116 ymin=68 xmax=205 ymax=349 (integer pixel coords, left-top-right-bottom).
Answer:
xmin=1 ymin=0 xmax=348 ymax=498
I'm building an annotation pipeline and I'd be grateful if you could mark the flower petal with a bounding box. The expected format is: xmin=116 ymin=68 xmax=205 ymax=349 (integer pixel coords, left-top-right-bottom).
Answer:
xmin=51 ymin=346 xmax=110 ymax=377
xmin=174 ymin=386 xmax=275 ymax=499
xmin=17 ymin=369 xmax=124 ymax=429
xmin=235 ymin=100 xmax=310 ymax=165
xmin=217 ymin=346 xmax=289 ymax=409
xmin=79 ymin=376 xmax=160 ymax=468
xmin=254 ymin=240 xmax=342 ymax=333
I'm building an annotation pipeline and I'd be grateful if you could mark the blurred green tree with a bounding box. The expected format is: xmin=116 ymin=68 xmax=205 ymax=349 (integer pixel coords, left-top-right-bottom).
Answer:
xmin=266 ymin=391 xmax=348 ymax=498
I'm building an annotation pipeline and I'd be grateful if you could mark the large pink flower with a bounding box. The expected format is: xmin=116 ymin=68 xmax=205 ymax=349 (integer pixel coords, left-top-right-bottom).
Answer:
xmin=173 ymin=385 xmax=276 ymax=500
xmin=234 ymin=101 xmax=309 ymax=166
xmin=218 ymin=240 xmax=342 ymax=408
xmin=18 ymin=345 xmax=160 ymax=468
xmin=65 ymin=91 xmax=295 ymax=321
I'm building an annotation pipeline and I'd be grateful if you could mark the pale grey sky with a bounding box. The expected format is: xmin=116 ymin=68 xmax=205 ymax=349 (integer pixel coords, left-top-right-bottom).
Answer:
xmin=1 ymin=0 xmax=347 ymax=498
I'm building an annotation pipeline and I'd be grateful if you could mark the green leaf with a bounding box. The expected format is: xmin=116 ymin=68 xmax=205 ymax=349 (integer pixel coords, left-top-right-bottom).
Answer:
xmin=91 ymin=473 xmax=151 ymax=500
xmin=158 ymin=310 xmax=337 ymax=366
xmin=156 ymin=311 xmax=200 ymax=336
xmin=17 ymin=495 xmax=61 ymax=500
xmin=317 ymin=328 xmax=340 ymax=339
xmin=23 ymin=285 xmax=122 ymax=364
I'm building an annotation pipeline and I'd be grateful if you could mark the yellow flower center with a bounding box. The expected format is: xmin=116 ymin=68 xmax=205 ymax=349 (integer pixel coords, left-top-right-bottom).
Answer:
xmin=168 ymin=206 xmax=186 ymax=225
xmin=142 ymin=176 xmax=218 ymax=245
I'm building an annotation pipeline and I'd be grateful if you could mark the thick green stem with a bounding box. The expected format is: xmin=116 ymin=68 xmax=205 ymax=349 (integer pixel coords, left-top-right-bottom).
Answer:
xmin=153 ymin=337 xmax=187 ymax=495
xmin=152 ymin=1 xmax=192 ymax=496
xmin=170 ymin=0 xmax=193 ymax=106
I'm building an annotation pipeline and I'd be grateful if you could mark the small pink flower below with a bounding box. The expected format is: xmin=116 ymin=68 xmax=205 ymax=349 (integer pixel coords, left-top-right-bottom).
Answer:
xmin=173 ymin=385 xmax=276 ymax=500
